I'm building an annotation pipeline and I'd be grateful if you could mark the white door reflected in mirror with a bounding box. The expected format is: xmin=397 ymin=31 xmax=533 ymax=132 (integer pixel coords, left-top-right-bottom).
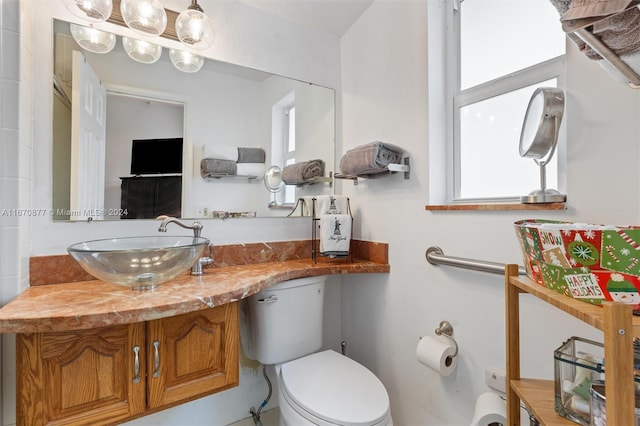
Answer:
xmin=70 ymin=50 xmax=107 ymax=221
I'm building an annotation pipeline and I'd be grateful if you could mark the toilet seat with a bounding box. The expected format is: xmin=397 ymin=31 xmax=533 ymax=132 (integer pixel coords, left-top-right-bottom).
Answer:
xmin=279 ymin=350 xmax=391 ymax=426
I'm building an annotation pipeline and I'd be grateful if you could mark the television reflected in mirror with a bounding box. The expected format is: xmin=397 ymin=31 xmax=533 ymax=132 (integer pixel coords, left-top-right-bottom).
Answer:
xmin=130 ymin=138 xmax=183 ymax=176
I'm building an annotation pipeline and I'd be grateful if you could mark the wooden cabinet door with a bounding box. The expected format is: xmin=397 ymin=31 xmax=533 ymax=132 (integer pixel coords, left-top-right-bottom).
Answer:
xmin=17 ymin=323 xmax=146 ymax=426
xmin=146 ymin=302 xmax=239 ymax=409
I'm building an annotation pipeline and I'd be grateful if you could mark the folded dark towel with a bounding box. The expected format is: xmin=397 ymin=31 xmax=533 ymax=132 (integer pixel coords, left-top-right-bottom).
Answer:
xmin=281 ymin=159 xmax=325 ymax=185
xmin=200 ymin=158 xmax=237 ymax=178
xmin=237 ymin=147 xmax=266 ymax=163
xmin=549 ymin=0 xmax=640 ymax=60
xmin=339 ymin=141 xmax=404 ymax=177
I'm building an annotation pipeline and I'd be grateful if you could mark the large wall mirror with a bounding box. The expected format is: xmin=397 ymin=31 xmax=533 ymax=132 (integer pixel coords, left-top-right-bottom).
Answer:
xmin=52 ymin=19 xmax=335 ymax=222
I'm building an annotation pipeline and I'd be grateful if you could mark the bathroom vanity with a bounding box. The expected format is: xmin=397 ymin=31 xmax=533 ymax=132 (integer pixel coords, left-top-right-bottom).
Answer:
xmin=17 ymin=305 xmax=238 ymax=425
xmin=0 ymin=239 xmax=389 ymax=425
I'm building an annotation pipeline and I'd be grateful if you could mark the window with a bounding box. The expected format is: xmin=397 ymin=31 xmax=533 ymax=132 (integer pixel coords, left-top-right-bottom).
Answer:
xmin=450 ymin=0 xmax=566 ymax=202
xmin=271 ymin=92 xmax=296 ymax=206
xmin=283 ymin=105 xmax=296 ymax=205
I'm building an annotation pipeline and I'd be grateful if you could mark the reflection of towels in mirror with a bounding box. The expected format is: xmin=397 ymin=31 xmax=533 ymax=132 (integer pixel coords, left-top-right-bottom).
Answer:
xmin=237 ymin=147 xmax=266 ymax=163
xmin=236 ymin=163 xmax=265 ymax=178
xmin=200 ymin=158 xmax=237 ymax=177
xmin=315 ymin=195 xmax=349 ymax=215
xmin=281 ymin=159 xmax=325 ymax=185
xmin=319 ymin=214 xmax=351 ymax=257
xmin=203 ymin=146 xmax=238 ymax=161
xmin=202 ymin=146 xmax=266 ymax=163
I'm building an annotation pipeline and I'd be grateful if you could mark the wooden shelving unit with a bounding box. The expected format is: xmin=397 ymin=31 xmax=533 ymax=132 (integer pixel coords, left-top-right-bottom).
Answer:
xmin=505 ymin=264 xmax=638 ymax=425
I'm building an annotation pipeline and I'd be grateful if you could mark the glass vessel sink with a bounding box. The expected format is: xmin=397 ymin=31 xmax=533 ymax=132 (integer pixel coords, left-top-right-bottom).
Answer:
xmin=68 ymin=236 xmax=210 ymax=290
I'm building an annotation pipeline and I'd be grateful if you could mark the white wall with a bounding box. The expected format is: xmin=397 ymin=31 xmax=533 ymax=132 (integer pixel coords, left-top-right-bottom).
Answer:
xmin=340 ymin=1 xmax=640 ymax=425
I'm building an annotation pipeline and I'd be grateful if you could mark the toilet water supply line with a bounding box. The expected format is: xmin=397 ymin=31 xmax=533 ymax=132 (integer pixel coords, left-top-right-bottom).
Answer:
xmin=250 ymin=364 xmax=272 ymax=426
xmin=248 ymin=341 xmax=347 ymax=425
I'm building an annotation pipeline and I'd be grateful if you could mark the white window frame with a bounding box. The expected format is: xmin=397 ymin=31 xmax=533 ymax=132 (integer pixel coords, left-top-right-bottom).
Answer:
xmin=282 ymin=104 xmax=296 ymax=205
xmin=447 ymin=0 xmax=566 ymax=204
xmin=283 ymin=104 xmax=296 ymax=166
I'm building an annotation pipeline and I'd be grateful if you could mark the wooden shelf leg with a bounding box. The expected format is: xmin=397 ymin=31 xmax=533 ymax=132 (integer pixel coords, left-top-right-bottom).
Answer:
xmin=603 ymin=302 xmax=635 ymax=426
xmin=505 ymin=264 xmax=522 ymax=426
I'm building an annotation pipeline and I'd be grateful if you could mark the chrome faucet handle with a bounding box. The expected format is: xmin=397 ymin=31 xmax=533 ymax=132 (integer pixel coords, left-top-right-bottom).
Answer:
xmin=199 ymin=243 xmax=214 ymax=269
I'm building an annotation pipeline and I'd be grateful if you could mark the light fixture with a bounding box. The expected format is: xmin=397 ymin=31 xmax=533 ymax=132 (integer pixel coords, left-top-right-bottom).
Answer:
xmin=175 ymin=0 xmax=215 ymax=50
xmin=169 ymin=48 xmax=204 ymax=73
xmin=66 ymin=0 xmax=113 ymax=22
xmin=70 ymin=23 xmax=116 ymax=54
xmin=519 ymin=87 xmax=566 ymax=204
xmin=120 ymin=0 xmax=167 ymax=36
xmin=122 ymin=36 xmax=162 ymax=64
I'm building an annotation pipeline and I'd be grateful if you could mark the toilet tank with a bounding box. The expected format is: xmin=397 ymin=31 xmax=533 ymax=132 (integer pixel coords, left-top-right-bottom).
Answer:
xmin=248 ymin=276 xmax=327 ymax=365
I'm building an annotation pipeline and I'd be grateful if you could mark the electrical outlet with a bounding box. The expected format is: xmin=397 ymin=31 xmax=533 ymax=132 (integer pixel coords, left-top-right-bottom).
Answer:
xmin=195 ymin=205 xmax=209 ymax=218
xmin=485 ymin=368 xmax=506 ymax=393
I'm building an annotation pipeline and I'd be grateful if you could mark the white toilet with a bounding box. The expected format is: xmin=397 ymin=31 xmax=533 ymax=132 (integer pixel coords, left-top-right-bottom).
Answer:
xmin=247 ymin=276 xmax=393 ymax=426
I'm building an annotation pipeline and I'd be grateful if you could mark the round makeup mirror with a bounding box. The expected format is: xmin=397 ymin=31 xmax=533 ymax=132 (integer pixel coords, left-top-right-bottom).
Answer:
xmin=264 ymin=165 xmax=284 ymax=193
xmin=519 ymin=87 xmax=566 ymax=203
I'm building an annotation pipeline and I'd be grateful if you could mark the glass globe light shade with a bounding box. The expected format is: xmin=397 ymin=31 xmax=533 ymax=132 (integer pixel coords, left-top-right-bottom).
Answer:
xmin=66 ymin=0 xmax=113 ymax=22
xmin=70 ymin=23 xmax=116 ymax=54
xmin=120 ymin=0 xmax=167 ymax=36
xmin=175 ymin=4 xmax=215 ymax=50
xmin=122 ymin=37 xmax=162 ymax=64
xmin=169 ymin=49 xmax=204 ymax=73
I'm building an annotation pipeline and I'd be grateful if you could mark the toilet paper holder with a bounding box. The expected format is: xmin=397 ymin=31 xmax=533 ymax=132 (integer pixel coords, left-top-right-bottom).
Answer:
xmin=434 ymin=320 xmax=459 ymax=359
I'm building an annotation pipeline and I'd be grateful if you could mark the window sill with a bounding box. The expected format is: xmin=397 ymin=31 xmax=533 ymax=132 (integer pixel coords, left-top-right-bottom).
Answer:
xmin=425 ymin=202 xmax=566 ymax=211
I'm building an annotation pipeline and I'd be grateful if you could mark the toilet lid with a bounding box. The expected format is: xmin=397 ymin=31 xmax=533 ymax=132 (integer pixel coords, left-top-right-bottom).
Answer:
xmin=280 ymin=350 xmax=390 ymax=426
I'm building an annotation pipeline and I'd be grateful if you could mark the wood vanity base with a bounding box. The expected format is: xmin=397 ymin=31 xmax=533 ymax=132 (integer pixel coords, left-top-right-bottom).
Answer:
xmin=17 ymin=302 xmax=239 ymax=426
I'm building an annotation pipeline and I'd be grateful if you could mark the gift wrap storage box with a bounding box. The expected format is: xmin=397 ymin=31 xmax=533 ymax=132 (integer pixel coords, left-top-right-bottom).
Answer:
xmin=514 ymin=219 xmax=640 ymax=309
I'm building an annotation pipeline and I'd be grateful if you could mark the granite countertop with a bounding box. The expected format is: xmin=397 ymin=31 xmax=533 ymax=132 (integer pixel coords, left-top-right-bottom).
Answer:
xmin=0 ymin=240 xmax=389 ymax=334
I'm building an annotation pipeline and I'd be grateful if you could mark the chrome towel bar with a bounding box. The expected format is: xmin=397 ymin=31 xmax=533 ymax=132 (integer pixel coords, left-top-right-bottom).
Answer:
xmin=426 ymin=246 xmax=526 ymax=276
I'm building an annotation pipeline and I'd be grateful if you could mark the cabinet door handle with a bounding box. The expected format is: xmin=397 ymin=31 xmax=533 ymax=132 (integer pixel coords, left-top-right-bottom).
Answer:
xmin=257 ymin=295 xmax=278 ymax=304
xmin=133 ymin=345 xmax=141 ymax=384
xmin=152 ymin=340 xmax=160 ymax=378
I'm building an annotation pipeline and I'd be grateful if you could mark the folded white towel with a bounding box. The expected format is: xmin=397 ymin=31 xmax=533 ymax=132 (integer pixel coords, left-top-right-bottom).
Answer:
xmin=315 ymin=195 xmax=349 ymax=215
xmin=319 ymin=214 xmax=351 ymax=257
xmin=204 ymin=145 xmax=238 ymax=161
xmin=236 ymin=163 xmax=266 ymax=179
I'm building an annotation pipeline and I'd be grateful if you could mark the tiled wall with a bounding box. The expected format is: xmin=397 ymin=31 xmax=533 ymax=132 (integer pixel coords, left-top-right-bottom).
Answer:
xmin=1 ymin=0 xmax=31 ymax=424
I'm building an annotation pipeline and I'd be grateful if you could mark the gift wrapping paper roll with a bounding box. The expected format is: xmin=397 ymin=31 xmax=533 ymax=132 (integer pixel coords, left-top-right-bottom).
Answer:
xmin=416 ymin=335 xmax=457 ymax=376
xmin=470 ymin=392 xmax=507 ymax=426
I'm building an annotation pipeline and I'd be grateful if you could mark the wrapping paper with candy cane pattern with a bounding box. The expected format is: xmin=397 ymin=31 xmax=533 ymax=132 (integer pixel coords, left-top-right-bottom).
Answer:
xmin=514 ymin=219 xmax=640 ymax=308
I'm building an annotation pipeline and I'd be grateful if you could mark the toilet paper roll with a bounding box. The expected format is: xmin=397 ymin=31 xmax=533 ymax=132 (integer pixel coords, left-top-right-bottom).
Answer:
xmin=470 ymin=392 xmax=507 ymax=426
xmin=416 ymin=335 xmax=457 ymax=376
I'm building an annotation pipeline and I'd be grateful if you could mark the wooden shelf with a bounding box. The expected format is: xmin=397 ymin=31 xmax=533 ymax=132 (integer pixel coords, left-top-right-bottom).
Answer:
xmin=510 ymin=379 xmax=575 ymax=426
xmin=510 ymin=275 xmax=640 ymax=337
xmin=505 ymin=265 xmax=636 ymax=426
xmin=425 ymin=202 xmax=566 ymax=211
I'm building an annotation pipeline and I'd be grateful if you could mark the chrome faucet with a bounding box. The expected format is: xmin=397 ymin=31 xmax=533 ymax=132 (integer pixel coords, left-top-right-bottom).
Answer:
xmin=156 ymin=215 xmax=213 ymax=275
